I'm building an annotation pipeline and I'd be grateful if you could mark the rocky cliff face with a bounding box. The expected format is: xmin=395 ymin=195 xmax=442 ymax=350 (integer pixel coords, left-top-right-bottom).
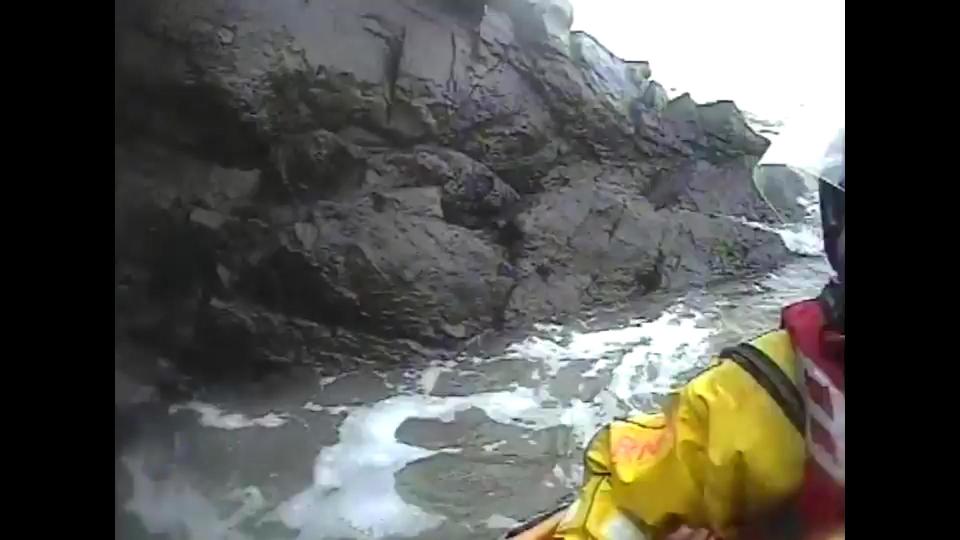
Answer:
xmin=115 ymin=0 xmax=787 ymax=380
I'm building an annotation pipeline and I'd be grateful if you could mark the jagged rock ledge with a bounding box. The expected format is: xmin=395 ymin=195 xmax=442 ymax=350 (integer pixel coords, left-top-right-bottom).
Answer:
xmin=115 ymin=0 xmax=787 ymax=381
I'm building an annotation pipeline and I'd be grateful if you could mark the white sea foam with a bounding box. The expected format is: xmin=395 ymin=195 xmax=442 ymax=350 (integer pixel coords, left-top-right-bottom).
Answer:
xmin=169 ymin=402 xmax=288 ymax=430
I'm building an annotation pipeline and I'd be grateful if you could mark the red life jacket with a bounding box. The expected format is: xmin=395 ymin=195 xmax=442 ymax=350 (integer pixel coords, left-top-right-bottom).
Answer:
xmin=782 ymin=299 xmax=845 ymax=538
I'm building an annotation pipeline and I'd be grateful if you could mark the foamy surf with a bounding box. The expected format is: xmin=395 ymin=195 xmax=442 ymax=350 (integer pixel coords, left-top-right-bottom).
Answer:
xmin=120 ymin=256 xmax=829 ymax=540
xmin=261 ymin=305 xmax=724 ymax=538
xmin=169 ymin=402 xmax=288 ymax=430
xmin=269 ymin=388 xmax=568 ymax=539
xmin=122 ymin=456 xmax=260 ymax=540
xmin=609 ymin=310 xmax=713 ymax=408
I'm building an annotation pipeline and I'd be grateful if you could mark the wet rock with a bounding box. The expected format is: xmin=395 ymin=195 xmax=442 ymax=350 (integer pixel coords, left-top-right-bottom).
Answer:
xmin=507 ymin=273 xmax=592 ymax=325
xmin=395 ymin=451 xmax=571 ymax=523
xmin=429 ymin=358 xmax=539 ymax=396
xmin=377 ymin=187 xmax=445 ymax=220
xmin=648 ymin=158 xmax=784 ymax=223
xmin=312 ymin=371 xmax=393 ymax=406
xmin=397 ymin=410 xmax=574 ymax=462
xmin=194 ymin=299 xmax=444 ymax=373
xmin=256 ymin=199 xmax=515 ymax=345
xmin=661 ymin=94 xmax=770 ymax=159
xmin=570 ymin=31 xmax=647 ymax=118
xmin=371 ymin=146 xmax=521 ymax=229
xmin=396 ymin=407 xmax=509 ymax=448
xmin=506 ymin=180 xmax=788 ymax=323
xmin=619 ymin=207 xmax=789 ymax=291
xmin=267 ymin=129 xmax=367 ymax=201
xmin=441 ymin=20 xmax=559 ymax=186
xmin=429 ymin=370 xmax=490 ymax=397
xmin=442 ymin=165 xmax=520 ymax=230
xmin=115 ymin=0 xmax=787 ymax=374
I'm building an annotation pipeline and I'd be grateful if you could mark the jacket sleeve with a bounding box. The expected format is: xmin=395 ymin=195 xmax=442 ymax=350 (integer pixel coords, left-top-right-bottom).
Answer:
xmin=555 ymin=330 xmax=807 ymax=540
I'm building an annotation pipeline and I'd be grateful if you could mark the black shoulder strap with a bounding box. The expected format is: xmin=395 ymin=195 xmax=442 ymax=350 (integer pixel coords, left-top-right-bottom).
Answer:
xmin=721 ymin=342 xmax=806 ymax=434
xmin=503 ymin=492 xmax=575 ymax=538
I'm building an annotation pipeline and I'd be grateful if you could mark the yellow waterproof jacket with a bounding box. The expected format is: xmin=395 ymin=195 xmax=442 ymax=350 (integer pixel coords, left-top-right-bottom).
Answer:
xmin=553 ymin=330 xmax=807 ymax=540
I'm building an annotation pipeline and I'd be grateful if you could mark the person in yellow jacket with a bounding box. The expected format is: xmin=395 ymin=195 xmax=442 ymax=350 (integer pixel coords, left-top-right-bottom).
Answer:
xmin=508 ymin=131 xmax=845 ymax=540
xmin=552 ymin=329 xmax=810 ymax=540
xmin=508 ymin=322 xmax=840 ymax=540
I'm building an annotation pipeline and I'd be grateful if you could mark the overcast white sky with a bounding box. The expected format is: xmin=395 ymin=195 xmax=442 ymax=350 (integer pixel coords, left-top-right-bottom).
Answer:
xmin=568 ymin=0 xmax=844 ymax=124
xmin=566 ymin=0 xmax=844 ymax=167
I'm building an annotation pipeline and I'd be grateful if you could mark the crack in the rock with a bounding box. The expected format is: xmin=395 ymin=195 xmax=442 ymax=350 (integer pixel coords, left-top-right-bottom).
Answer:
xmin=607 ymin=200 xmax=626 ymax=243
xmin=362 ymin=15 xmax=408 ymax=126
xmin=447 ymin=32 xmax=458 ymax=96
xmin=384 ymin=27 xmax=407 ymax=124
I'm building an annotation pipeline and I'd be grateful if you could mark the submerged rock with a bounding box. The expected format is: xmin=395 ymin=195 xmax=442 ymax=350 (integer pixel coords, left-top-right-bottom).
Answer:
xmin=115 ymin=0 xmax=787 ymax=374
xmin=395 ymin=440 xmax=572 ymax=523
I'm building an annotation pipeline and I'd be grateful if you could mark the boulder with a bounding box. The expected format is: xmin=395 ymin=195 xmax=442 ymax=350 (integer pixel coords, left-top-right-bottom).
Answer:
xmin=647 ymin=158 xmax=785 ymax=223
xmin=651 ymin=209 xmax=790 ymax=289
xmin=266 ymin=130 xmax=366 ymax=201
xmin=503 ymin=169 xmax=788 ymax=323
xmin=369 ymin=146 xmax=521 ymax=229
xmin=246 ymin=198 xmax=516 ymax=345
xmin=661 ymin=94 xmax=770 ymax=159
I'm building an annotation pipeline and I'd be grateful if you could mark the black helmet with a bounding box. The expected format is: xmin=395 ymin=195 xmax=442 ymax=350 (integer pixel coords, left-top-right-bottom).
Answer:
xmin=817 ymin=130 xmax=844 ymax=282
xmin=817 ymin=138 xmax=844 ymax=331
xmin=819 ymin=167 xmax=844 ymax=283
xmin=755 ymin=125 xmax=844 ymax=329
